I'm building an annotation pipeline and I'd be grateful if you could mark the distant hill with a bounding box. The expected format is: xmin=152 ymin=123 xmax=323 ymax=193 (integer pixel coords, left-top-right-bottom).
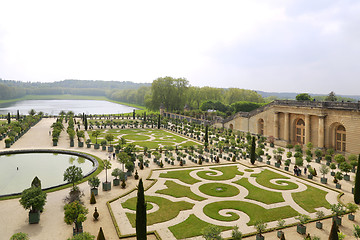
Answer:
xmin=256 ymin=90 xmax=360 ymax=101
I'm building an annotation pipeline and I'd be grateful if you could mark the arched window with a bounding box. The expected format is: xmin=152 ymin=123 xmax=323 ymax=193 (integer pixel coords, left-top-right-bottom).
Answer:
xmin=336 ymin=125 xmax=346 ymax=152
xmin=296 ymin=119 xmax=305 ymax=144
xmin=258 ymin=119 xmax=264 ymax=135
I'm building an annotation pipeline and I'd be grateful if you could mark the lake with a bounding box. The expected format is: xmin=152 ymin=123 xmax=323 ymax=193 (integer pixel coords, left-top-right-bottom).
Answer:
xmin=0 ymin=100 xmax=136 ymax=115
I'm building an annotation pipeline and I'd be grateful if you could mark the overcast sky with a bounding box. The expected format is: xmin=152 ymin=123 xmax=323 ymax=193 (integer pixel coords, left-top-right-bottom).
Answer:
xmin=0 ymin=0 xmax=359 ymax=95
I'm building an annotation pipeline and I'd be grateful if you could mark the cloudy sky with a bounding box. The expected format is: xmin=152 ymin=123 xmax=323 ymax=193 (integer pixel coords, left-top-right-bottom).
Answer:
xmin=0 ymin=0 xmax=359 ymax=95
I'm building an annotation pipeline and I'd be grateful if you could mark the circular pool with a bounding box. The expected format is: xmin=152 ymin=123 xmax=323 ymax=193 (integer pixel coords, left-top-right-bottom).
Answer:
xmin=0 ymin=150 xmax=98 ymax=196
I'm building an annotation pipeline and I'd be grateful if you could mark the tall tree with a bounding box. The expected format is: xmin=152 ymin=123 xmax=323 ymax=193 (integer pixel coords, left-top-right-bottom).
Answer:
xmin=250 ymin=136 xmax=256 ymax=164
xmin=7 ymin=112 xmax=11 ymax=124
xmin=157 ymin=115 xmax=161 ymax=129
xmin=204 ymin=125 xmax=209 ymax=149
xmin=136 ymin=179 xmax=147 ymax=240
xmin=325 ymin=91 xmax=337 ymax=102
xmin=328 ymin=219 xmax=339 ymax=240
xmin=354 ymin=154 xmax=360 ymax=204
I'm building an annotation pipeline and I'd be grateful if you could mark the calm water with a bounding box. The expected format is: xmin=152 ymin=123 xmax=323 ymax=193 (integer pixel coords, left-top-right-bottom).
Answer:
xmin=0 ymin=153 xmax=94 ymax=195
xmin=0 ymin=100 xmax=136 ymax=115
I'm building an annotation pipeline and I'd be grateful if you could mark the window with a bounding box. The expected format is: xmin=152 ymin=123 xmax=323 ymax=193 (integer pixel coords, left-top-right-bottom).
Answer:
xmin=295 ymin=119 xmax=305 ymax=144
xmin=335 ymin=125 xmax=346 ymax=152
xmin=258 ymin=119 xmax=264 ymax=135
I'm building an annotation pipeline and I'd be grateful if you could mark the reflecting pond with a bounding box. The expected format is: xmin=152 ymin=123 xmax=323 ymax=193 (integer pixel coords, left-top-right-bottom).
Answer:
xmin=0 ymin=100 xmax=136 ymax=115
xmin=0 ymin=153 xmax=94 ymax=196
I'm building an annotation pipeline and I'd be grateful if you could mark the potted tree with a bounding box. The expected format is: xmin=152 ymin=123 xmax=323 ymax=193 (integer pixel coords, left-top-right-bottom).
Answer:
xmin=331 ymin=203 xmax=345 ymax=225
xmin=86 ymin=139 xmax=91 ymax=148
xmin=315 ymin=210 xmax=325 ymax=229
xmin=125 ymin=161 xmax=135 ymax=176
xmin=333 ymin=172 xmax=343 ymax=189
xmin=284 ymin=159 xmax=291 ymax=171
xmin=102 ymin=159 xmax=112 ymax=191
xmin=88 ymin=176 xmax=100 ymax=196
xmin=64 ymin=200 xmax=88 ymax=236
xmin=319 ymin=165 xmax=329 ymax=184
xmin=77 ymin=130 xmax=85 ymax=147
xmin=346 ymin=203 xmax=359 ymax=221
xmin=254 ymin=220 xmax=267 ymax=240
xmin=68 ymin=128 xmax=75 ymax=147
xmin=339 ymin=162 xmax=352 ymax=181
xmin=111 ymin=168 xmax=122 ymax=186
xmin=295 ymin=214 xmax=310 ymax=235
xmin=19 ymin=186 xmax=47 ymax=224
xmin=5 ymin=138 xmax=12 ymax=148
xmin=314 ymin=149 xmax=322 ymax=163
xmin=330 ymin=163 xmax=336 ymax=176
xmin=105 ymin=133 xmax=114 ymax=152
xmin=325 ymin=154 xmax=332 ymax=166
xmin=100 ymin=140 xmax=107 ymax=151
xmin=92 ymin=130 xmax=101 ymax=149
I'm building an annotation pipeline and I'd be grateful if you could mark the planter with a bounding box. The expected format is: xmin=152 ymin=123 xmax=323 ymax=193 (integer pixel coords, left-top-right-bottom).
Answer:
xmin=326 ymin=161 xmax=330 ymax=166
xmin=316 ymin=221 xmax=323 ymax=229
xmin=102 ymin=181 xmax=111 ymax=191
xmin=349 ymin=214 xmax=355 ymax=221
xmin=70 ymin=140 xmax=74 ymax=147
xmin=91 ymin=188 xmax=98 ymax=196
xmin=94 ymin=144 xmax=100 ymax=149
xmin=53 ymin=141 xmax=58 ymax=146
xmin=113 ymin=178 xmax=120 ymax=186
xmin=102 ymin=146 xmax=106 ymax=151
xmin=127 ymin=171 xmax=132 ymax=176
xmin=87 ymin=144 xmax=91 ymax=148
xmin=285 ymin=166 xmax=289 ymax=171
xmin=321 ymin=178 xmax=327 ymax=184
xmin=29 ymin=211 xmax=40 ymax=224
xmin=108 ymin=146 xmax=113 ymax=152
xmin=256 ymin=234 xmax=264 ymax=240
xmin=115 ymin=149 xmax=120 ymax=154
xmin=344 ymin=175 xmax=350 ymax=181
xmin=336 ymin=183 xmax=341 ymax=189
xmin=5 ymin=142 xmax=11 ymax=148
xmin=277 ymin=230 xmax=283 ymax=238
xmin=333 ymin=216 xmax=342 ymax=225
xmin=296 ymin=224 xmax=306 ymax=235
xmin=331 ymin=171 xmax=335 ymax=176
xmin=307 ymin=174 xmax=313 ymax=179
xmin=78 ymin=141 xmax=84 ymax=147
xmin=257 ymin=157 xmax=263 ymax=162
xmin=315 ymin=159 xmax=321 ymax=163
xmin=266 ymin=161 xmax=270 ymax=165
xmin=275 ymin=163 xmax=280 ymax=168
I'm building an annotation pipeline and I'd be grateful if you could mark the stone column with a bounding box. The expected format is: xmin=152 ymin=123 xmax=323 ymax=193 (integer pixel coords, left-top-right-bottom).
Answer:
xmin=274 ymin=112 xmax=279 ymax=139
xmin=318 ymin=115 xmax=325 ymax=148
xmin=284 ymin=112 xmax=290 ymax=142
xmin=305 ymin=114 xmax=310 ymax=144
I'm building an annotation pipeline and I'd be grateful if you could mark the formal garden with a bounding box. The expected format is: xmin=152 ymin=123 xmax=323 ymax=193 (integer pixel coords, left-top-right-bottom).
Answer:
xmin=116 ymin=164 xmax=339 ymax=239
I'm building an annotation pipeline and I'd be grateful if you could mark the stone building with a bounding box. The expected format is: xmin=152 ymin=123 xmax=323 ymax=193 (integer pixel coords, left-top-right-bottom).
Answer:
xmin=219 ymin=100 xmax=360 ymax=155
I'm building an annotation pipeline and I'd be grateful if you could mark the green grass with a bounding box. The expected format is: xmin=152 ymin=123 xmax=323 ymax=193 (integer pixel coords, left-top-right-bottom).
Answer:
xmin=122 ymin=134 xmax=151 ymax=141
xmin=244 ymin=169 xmax=254 ymax=172
xmin=156 ymin=181 xmax=206 ymax=201
xmin=122 ymin=196 xmax=194 ymax=226
xmin=250 ymin=169 xmax=299 ymax=190
xmin=233 ymin=178 xmax=284 ymax=204
xmin=169 ymin=214 xmax=232 ymax=239
xmin=292 ymin=184 xmax=331 ymax=212
xmin=199 ymin=183 xmax=240 ymax=197
xmin=159 ymin=169 xmax=200 ymax=184
xmin=196 ymin=166 xmax=244 ymax=181
xmin=203 ymin=201 xmax=299 ymax=225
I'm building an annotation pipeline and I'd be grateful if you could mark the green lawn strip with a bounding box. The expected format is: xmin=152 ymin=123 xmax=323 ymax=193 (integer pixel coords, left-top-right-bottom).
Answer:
xmin=169 ymin=214 xmax=232 ymax=239
xmin=233 ymin=178 xmax=284 ymax=204
xmin=132 ymin=141 xmax=175 ymax=150
xmin=122 ymin=196 xmax=194 ymax=227
xmin=197 ymin=166 xmax=244 ymax=181
xmin=244 ymin=169 xmax=254 ymax=172
xmin=292 ymin=184 xmax=331 ymax=213
xmin=250 ymin=169 xmax=298 ymax=190
xmin=203 ymin=201 xmax=299 ymax=226
xmin=159 ymin=169 xmax=201 ymax=184
xmin=199 ymin=183 xmax=239 ymax=197
xmin=156 ymin=180 xmax=206 ymax=201
xmin=122 ymin=134 xmax=151 ymax=141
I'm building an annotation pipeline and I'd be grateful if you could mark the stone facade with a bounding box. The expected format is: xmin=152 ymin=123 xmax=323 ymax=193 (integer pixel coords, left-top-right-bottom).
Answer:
xmin=222 ymin=100 xmax=360 ymax=155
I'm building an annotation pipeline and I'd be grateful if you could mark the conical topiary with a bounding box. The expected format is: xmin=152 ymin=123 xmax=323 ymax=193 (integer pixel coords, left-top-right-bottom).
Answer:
xmin=90 ymin=191 xmax=96 ymax=204
xmin=280 ymin=232 xmax=285 ymax=240
xmin=121 ymin=179 xmax=126 ymax=189
xmin=93 ymin=207 xmax=99 ymax=220
xmin=31 ymin=176 xmax=41 ymax=188
xmin=97 ymin=227 xmax=105 ymax=240
xmin=134 ymin=170 xmax=139 ymax=180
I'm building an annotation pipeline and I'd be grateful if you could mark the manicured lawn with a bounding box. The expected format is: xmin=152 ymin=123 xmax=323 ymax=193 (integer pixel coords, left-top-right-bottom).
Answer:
xmin=199 ymin=183 xmax=240 ymax=197
xmin=169 ymin=214 xmax=232 ymax=239
xmin=122 ymin=134 xmax=151 ymax=141
xmin=244 ymin=169 xmax=254 ymax=172
xmin=251 ymin=169 xmax=299 ymax=190
xmin=196 ymin=166 xmax=244 ymax=181
xmin=159 ymin=169 xmax=201 ymax=184
xmin=203 ymin=201 xmax=299 ymax=225
xmin=234 ymin=178 xmax=284 ymax=204
xmin=156 ymin=180 xmax=206 ymax=201
xmin=122 ymin=196 xmax=194 ymax=227
xmin=292 ymin=184 xmax=331 ymax=212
